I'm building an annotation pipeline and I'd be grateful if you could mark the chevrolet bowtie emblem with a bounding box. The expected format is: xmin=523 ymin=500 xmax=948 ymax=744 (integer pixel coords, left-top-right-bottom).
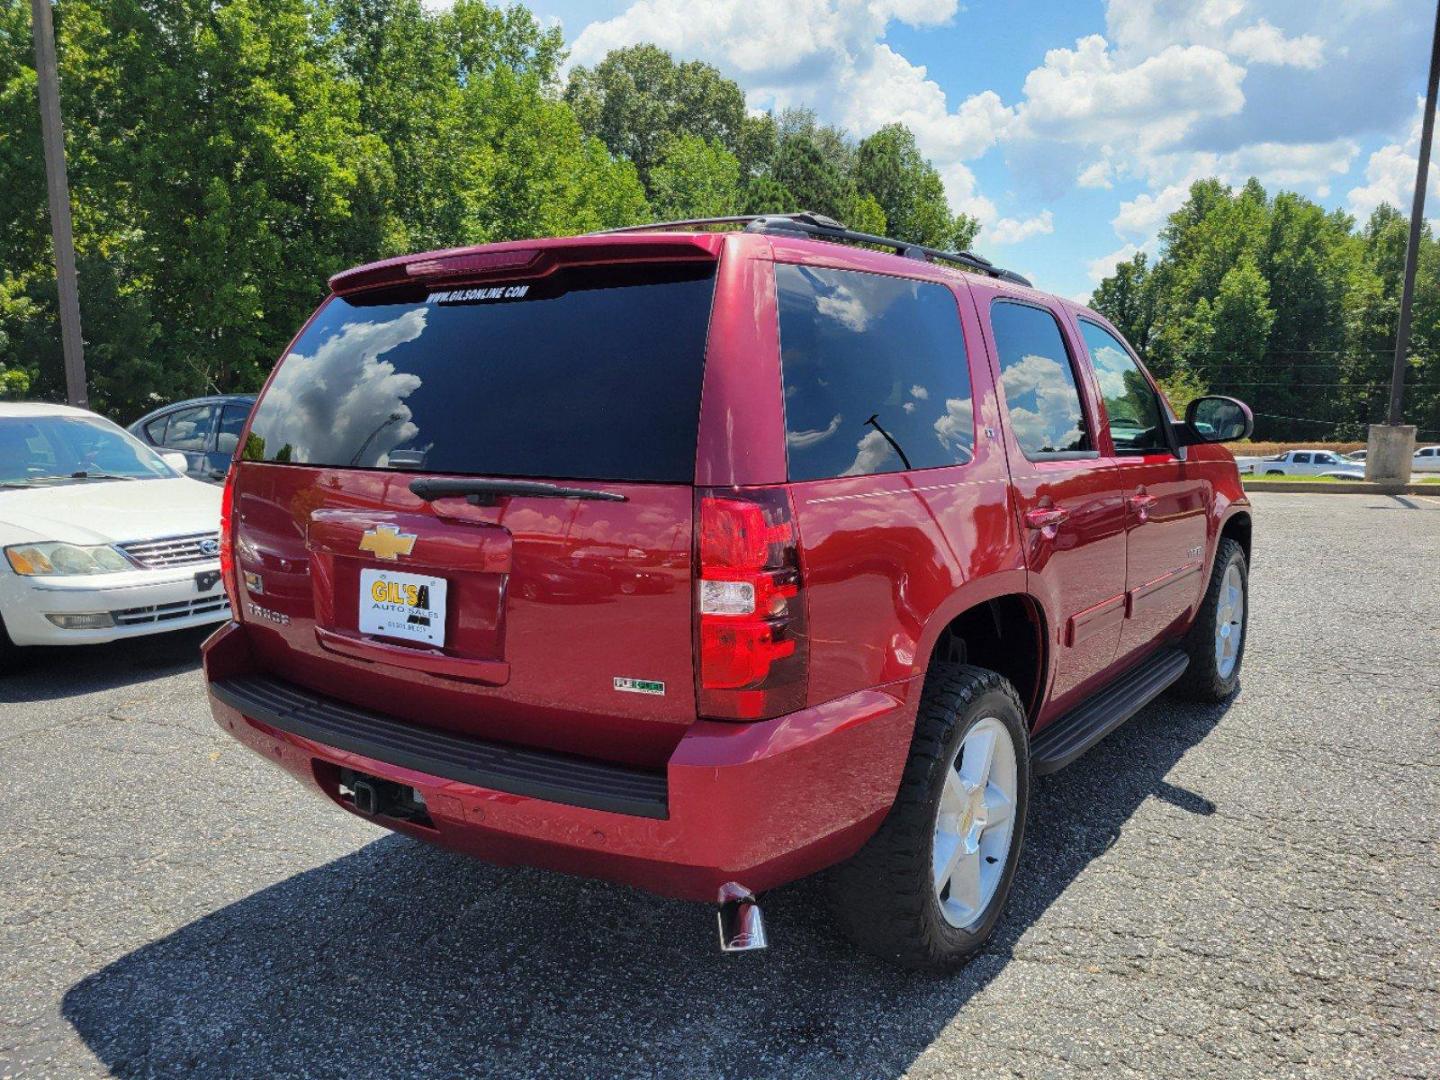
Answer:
xmin=358 ymin=524 xmax=418 ymax=561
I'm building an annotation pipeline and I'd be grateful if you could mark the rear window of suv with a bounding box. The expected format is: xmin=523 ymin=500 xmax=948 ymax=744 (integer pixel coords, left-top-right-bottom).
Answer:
xmin=776 ymin=264 xmax=975 ymax=482
xmin=242 ymin=263 xmax=716 ymax=483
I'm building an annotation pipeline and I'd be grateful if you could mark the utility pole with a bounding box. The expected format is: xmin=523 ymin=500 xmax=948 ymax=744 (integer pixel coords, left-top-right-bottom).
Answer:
xmin=1368 ymin=0 xmax=1439 ymax=483
xmin=30 ymin=0 xmax=87 ymax=409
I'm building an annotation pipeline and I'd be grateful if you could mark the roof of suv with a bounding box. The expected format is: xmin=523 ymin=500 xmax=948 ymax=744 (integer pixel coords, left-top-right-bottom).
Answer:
xmin=327 ymin=222 xmax=1106 ymax=329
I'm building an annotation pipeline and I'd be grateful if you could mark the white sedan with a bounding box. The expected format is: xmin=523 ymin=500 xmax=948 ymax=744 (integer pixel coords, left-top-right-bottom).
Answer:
xmin=0 ymin=402 xmax=230 ymax=661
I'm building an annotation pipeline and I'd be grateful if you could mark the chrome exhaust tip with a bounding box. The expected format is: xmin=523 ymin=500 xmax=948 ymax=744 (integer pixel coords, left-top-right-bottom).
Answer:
xmin=716 ymin=882 xmax=768 ymax=952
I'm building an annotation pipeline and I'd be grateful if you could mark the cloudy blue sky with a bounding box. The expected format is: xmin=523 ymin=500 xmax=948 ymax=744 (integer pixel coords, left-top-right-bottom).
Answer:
xmin=464 ymin=1 xmax=1436 ymax=300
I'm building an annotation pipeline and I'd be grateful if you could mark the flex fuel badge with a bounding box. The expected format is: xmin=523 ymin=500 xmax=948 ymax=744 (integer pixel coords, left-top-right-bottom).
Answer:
xmin=614 ymin=677 xmax=665 ymax=696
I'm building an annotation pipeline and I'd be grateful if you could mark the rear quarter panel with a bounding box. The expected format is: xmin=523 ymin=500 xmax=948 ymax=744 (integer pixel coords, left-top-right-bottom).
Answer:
xmin=774 ymin=267 xmax=1028 ymax=705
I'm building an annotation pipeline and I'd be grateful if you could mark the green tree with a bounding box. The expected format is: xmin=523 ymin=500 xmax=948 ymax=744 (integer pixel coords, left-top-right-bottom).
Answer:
xmin=854 ymin=123 xmax=978 ymax=250
xmin=648 ymin=134 xmax=741 ymax=220
xmin=564 ymin=44 xmax=746 ymax=191
xmin=0 ymin=0 xmax=650 ymax=418
xmin=1090 ymin=251 xmax=1155 ymax=356
xmin=1176 ymin=258 xmax=1275 ymax=387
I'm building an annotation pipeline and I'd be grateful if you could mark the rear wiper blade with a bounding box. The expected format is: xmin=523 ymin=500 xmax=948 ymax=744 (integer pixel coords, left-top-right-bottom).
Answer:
xmin=409 ymin=477 xmax=628 ymax=507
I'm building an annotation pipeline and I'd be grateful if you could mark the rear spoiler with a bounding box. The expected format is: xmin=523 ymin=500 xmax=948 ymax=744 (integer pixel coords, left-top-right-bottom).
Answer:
xmin=328 ymin=233 xmax=725 ymax=297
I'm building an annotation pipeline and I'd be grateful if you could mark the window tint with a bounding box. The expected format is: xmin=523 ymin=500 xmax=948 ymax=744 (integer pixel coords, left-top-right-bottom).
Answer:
xmin=163 ymin=405 xmax=215 ymax=452
xmin=244 ymin=264 xmax=716 ymax=483
xmin=776 ymin=264 xmax=975 ymax=481
xmin=1077 ymin=320 xmax=1169 ymax=454
xmin=1293 ymin=453 xmax=1311 ymax=463
xmin=989 ymin=302 xmax=1090 ymax=457
xmin=216 ymin=404 xmax=249 ymax=455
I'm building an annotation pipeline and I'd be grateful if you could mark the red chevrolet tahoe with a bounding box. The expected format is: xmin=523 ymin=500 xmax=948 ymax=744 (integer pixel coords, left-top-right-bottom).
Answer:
xmin=204 ymin=213 xmax=1253 ymax=970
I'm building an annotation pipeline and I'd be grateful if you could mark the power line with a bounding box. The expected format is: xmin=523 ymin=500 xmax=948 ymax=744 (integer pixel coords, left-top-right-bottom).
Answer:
xmin=1251 ymin=411 xmax=1440 ymax=437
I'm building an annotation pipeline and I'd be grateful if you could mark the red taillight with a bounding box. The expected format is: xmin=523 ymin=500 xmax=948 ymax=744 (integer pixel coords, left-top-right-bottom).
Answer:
xmin=219 ymin=465 xmax=239 ymax=615
xmin=696 ymin=488 xmax=807 ymax=720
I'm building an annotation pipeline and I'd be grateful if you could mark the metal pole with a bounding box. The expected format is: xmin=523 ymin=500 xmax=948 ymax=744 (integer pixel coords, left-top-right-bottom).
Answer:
xmin=1389 ymin=0 xmax=1440 ymax=425
xmin=29 ymin=0 xmax=87 ymax=409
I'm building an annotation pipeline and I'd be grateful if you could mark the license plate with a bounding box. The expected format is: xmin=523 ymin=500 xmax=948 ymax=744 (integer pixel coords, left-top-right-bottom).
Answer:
xmin=359 ymin=568 xmax=447 ymax=647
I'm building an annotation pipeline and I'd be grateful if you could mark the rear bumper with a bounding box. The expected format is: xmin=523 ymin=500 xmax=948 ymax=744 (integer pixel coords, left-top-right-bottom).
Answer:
xmin=202 ymin=621 xmax=917 ymax=901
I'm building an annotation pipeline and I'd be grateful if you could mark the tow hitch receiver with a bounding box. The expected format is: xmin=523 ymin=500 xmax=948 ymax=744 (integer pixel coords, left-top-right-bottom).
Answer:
xmin=717 ymin=882 xmax=768 ymax=952
xmin=339 ymin=768 xmax=431 ymax=825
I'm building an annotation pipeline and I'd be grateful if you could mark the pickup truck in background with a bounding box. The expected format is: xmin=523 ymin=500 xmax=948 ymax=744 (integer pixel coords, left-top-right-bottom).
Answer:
xmin=1240 ymin=449 xmax=1365 ymax=477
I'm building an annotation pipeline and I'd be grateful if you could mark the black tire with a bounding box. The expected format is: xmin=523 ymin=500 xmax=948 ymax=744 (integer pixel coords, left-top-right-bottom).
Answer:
xmin=825 ymin=665 xmax=1030 ymax=971
xmin=1172 ymin=537 xmax=1248 ymax=701
xmin=1265 ymin=470 xmax=1282 ymax=475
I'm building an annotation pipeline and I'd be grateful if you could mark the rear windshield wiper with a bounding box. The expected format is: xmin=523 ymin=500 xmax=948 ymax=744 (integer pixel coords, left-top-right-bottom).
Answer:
xmin=409 ymin=477 xmax=628 ymax=507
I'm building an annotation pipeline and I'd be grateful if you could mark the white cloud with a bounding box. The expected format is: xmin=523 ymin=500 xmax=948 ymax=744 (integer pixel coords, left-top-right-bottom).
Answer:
xmin=997 ymin=353 xmax=1086 ymax=453
xmin=987 ymin=210 xmax=1055 ymax=246
xmin=939 ymin=162 xmax=997 ymax=225
xmin=1014 ymin=35 xmax=1246 ymax=153
xmin=1100 ymin=137 xmax=1356 ymax=266
xmin=1104 ymin=0 xmax=1247 ymax=56
xmin=1348 ymin=99 xmax=1440 ymax=222
xmin=841 ymin=428 xmax=902 ymax=476
xmin=1226 ymin=20 xmax=1324 ymax=69
xmin=260 ymin=311 xmax=427 ymax=466
xmin=786 ymin=415 xmax=842 ymax=449
xmin=1077 ymin=160 xmax=1114 ymax=189
xmin=1105 ymin=0 xmax=1324 ymax=69
xmin=1111 ymin=184 xmax=1192 ymax=238
xmin=1087 ymin=242 xmax=1144 ymax=284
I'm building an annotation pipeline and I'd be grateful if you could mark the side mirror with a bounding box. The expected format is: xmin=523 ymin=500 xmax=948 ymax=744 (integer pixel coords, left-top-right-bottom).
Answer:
xmin=161 ymin=451 xmax=190 ymax=473
xmin=1179 ymin=396 xmax=1253 ymax=445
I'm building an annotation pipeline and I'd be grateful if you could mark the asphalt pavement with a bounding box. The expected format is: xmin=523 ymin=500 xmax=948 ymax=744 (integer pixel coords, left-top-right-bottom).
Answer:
xmin=1 ymin=491 xmax=1437 ymax=1079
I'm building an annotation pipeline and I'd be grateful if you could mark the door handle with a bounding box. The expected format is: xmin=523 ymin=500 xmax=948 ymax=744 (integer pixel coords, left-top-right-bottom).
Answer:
xmin=1024 ymin=507 xmax=1070 ymax=530
xmin=1128 ymin=492 xmax=1159 ymax=522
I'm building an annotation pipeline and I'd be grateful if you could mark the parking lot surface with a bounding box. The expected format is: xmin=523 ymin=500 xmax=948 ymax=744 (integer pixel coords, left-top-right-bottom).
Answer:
xmin=1 ymin=491 xmax=1437 ymax=1079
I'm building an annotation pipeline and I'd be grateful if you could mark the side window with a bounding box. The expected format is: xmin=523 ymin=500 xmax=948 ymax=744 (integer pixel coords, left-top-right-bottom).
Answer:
xmin=162 ymin=405 xmax=215 ymax=452
xmin=216 ymin=404 xmax=250 ymax=456
xmin=144 ymin=415 xmax=169 ymax=444
xmin=776 ymin=264 xmax=976 ymax=481
xmin=989 ymin=301 xmax=1091 ymax=458
xmin=1077 ymin=320 xmax=1168 ymax=454
xmin=1293 ymin=453 xmax=1311 ymax=464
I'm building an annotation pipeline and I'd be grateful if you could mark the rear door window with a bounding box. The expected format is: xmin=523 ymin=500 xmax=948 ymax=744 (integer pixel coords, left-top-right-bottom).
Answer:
xmin=243 ymin=263 xmax=716 ymax=483
xmin=776 ymin=264 xmax=975 ymax=482
xmin=989 ymin=301 xmax=1092 ymax=459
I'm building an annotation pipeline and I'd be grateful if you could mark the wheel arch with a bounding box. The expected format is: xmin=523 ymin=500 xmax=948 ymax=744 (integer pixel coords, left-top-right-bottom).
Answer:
xmin=918 ymin=587 xmax=1048 ymax=725
xmin=1220 ymin=509 xmax=1252 ymax=567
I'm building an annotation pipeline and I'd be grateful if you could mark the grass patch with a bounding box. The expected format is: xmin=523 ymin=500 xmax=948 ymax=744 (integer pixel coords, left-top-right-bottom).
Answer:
xmin=1243 ymin=474 xmax=1440 ymax=486
xmin=1243 ymin=474 xmax=1351 ymax=483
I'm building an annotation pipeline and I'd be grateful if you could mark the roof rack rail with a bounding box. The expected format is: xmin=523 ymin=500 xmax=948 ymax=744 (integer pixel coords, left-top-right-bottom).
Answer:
xmin=597 ymin=211 xmax=1033 ymax=287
